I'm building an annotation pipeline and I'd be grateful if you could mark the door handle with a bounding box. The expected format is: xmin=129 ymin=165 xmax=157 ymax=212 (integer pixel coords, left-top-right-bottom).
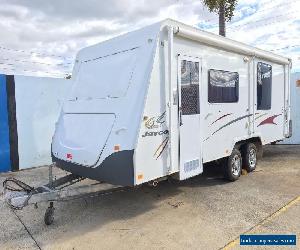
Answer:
xmin=173 ymin=88 xmax=178 ymax=105
xmin=179 ymin=108 xmax=183 ymax=126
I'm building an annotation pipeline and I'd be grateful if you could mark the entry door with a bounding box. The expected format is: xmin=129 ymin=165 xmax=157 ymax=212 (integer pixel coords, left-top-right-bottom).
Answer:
xmin=178 ymin=56 xmax=203 ymax=180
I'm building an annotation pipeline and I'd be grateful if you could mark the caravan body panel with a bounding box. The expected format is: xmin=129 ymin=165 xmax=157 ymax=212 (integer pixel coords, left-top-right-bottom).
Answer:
xmin=52 ymin=19 xmax=291 ymax=186
xmin=52 ymin=23 xmax=161 ymax=185
xmin=53 ymin=113 xmax=115 ymax=166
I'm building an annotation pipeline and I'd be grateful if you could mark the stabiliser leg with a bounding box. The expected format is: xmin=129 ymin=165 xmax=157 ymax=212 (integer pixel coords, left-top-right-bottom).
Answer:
xmin=44 ymin=201 xmax=55 ymax=225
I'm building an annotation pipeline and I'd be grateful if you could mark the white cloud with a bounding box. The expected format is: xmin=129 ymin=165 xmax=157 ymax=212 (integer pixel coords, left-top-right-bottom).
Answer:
xmin=0 ymin=0 xmax=298 ymax=77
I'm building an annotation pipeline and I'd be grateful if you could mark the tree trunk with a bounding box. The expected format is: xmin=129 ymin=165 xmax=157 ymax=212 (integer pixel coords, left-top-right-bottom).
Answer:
xmin=219 ymin=3 xmax=226 ymax=37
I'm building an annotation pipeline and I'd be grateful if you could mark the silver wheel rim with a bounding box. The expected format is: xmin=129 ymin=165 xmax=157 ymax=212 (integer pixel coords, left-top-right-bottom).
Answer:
xmin=231 ymin=155 xmax=241 ymax=176
xmin=249 ymin=148 xmax=257 ymax=169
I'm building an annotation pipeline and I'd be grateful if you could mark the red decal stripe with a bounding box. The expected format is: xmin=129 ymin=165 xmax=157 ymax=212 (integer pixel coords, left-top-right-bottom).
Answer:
xmin=258 ymin=114 xmax=282 ymax=127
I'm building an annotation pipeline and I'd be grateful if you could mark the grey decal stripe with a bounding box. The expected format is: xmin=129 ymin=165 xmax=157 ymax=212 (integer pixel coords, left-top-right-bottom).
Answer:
xmin=212 ymin=114 xmax=252 ymax=136
xmin=255 ymin=112 xmax=268 ymax=121
xmin=210 ymin=113 xmax=233 ymax=126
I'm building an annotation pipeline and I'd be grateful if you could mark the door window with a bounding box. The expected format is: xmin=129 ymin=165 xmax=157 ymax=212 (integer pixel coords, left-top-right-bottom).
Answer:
xmin=257 ymin=62 xmax=272 ymax=110
xmin=181 ymin=60 xmax=200 ymax=115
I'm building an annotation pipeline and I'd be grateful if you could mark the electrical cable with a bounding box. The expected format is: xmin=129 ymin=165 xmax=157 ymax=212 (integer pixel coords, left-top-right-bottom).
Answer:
xmin=0 ymin=45 xmax=74 ymax=60
xmin=270 ymin=45 xmax=300 ymax=51
xmin=0 ymin=57 xmax=73 ymax=67
xmin=0 ymin=65 xmax=70 ymax=78
xmin=228 ymin=10 xmax=298 ymax=30
xmin=199 ymin=0 xmax=298 ymax=24
xmin=3 ymin=178 xmax=35 ymax=210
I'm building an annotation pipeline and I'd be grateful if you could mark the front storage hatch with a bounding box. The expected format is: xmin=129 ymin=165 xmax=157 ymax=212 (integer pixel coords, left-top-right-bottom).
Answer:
xmin=53 ymin=113 xmax=115 ymax=166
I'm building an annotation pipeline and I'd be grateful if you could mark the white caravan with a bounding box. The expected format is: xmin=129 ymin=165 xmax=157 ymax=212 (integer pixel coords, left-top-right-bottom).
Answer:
xmin=52 ymin=19 xmax=292 ymax=186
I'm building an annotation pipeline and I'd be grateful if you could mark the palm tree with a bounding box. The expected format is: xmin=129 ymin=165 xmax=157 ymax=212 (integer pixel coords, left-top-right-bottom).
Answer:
xmin=202 ymin=0 xmax=238 ymax=37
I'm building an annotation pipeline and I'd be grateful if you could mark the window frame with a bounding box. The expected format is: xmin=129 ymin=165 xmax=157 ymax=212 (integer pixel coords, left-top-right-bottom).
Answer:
xmin=208 ymin=69 xmax=239 ymax=104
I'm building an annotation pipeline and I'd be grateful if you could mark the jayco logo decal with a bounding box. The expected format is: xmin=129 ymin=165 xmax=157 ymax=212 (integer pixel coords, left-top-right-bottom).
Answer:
xmin=144 ymin=112 xmax=166 ymax=129
xmin=142 ymin=130 xmax=169 ymax=137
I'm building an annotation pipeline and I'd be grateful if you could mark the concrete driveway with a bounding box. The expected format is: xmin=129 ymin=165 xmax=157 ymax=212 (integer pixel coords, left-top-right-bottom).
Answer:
xmin=0 ymin=145 xmax=299 ymax=250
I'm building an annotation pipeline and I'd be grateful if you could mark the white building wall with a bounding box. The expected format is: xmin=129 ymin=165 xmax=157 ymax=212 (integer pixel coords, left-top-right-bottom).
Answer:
xmin=281 ymin=72 xmax=300 ymax=144
xmin=15 ymin=75 xmax=71 ymax=169
xmin=12 ymin=70 xmax=300 ymax=170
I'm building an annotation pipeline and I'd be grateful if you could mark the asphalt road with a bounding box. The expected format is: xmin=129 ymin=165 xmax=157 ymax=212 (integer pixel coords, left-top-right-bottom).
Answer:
xmin=0 ymin=145 xmax=299 ymax=250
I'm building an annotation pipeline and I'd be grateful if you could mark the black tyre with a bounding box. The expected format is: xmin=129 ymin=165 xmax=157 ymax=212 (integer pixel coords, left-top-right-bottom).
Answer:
xmin=224 ymin=148 xmax=242 ymax=181
xmin=44 ymin=203 xmax=55 ymax=225
xmin=242 ymin=143 xmax=257 ymax=172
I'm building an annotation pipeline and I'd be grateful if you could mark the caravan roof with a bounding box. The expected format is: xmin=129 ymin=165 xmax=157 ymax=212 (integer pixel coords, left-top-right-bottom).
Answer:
xmin=73 ymin=19 xmax=291 ymax=74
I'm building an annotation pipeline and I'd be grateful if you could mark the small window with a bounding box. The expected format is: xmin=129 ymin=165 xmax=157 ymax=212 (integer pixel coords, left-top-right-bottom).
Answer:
xmin=180 ymin=60 xmax=200 ymax=115
xmin=257 ymin=62 xmax=272 ymax=110
xmin=208 ymin=69 xmax=239 ymax=103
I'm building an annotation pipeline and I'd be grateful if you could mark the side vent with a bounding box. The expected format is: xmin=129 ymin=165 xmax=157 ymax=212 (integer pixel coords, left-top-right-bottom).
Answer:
xmin=184 ymin=159 xmax=200 ymax=173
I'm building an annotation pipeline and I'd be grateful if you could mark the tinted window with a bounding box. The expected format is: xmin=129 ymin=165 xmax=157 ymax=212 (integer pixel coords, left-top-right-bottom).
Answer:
xmin=257 ymin=62 xmax=272 ymax=110
xmin=181 ymin=60 xmax=200 ymax=115
xmin=208 ymin=69 xmax=239 ymax=103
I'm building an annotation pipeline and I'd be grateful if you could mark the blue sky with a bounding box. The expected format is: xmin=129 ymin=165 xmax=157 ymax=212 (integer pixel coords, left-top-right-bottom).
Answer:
xmin=0 ymin=0 xmax=299 ymax=76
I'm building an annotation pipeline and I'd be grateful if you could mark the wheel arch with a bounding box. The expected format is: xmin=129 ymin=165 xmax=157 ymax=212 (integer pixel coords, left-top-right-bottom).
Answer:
xmin=233 ymin=137 xmax=263 ymax=159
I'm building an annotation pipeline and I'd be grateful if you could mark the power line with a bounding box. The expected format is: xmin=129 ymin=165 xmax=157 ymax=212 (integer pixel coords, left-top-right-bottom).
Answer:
xmin=0 ymin=65 xmax=70 ymax=78
xmin=228 ymin=10 xmax=298 ymax=30
xmin=228 ymin=16 xmax=297 ymax=32
xmin=202 ymin=8 xmax=298 ymax=32
xmin=206 ymin=14 xmax=297 ymax=33
xmin=255 ymin=0 xmax=298 ymax=14
xmin=199 ymin=0 xmax=297 ymax=25
xmin=0 ymin=45 xmax=75 ymax=60
xmin=0 ymin=67 xmax=69 ymax=76
xmin=0 ymin=57 xmax=73 ymax=68
xmin=0 ymin=68 xmax=71 ymax=78
xmin=0 ymin=61 xmax=71 ymax=73
xmin=270 ymin=45 xmax=300 ymax=51
xmin=257 ymin=0 xmax=285 ymax=8
xmin=235 ymin=0 xmax=298 ymax=18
